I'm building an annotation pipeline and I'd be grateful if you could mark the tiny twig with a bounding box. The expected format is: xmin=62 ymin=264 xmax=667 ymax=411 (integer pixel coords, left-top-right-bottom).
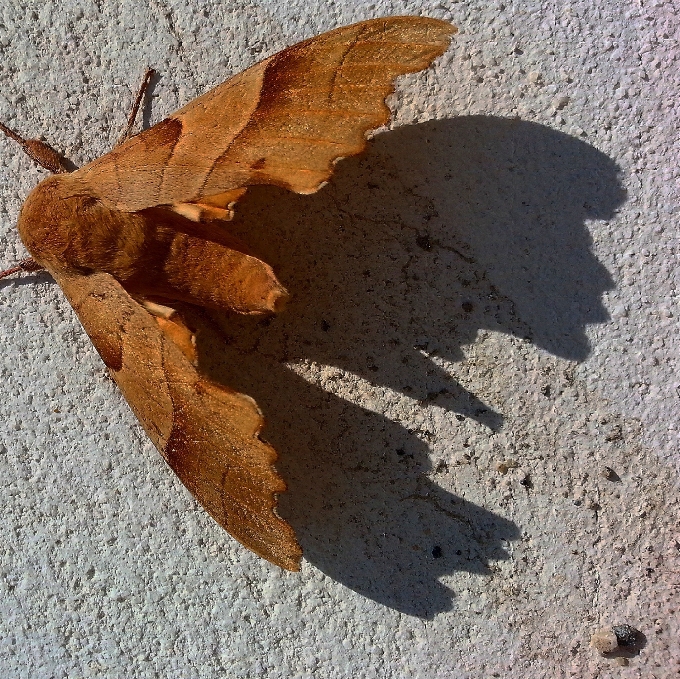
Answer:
xmin=117 ymin=67 xmax=156 ymax=146
xmin=0 ymin=258 xmax=45 ymax=281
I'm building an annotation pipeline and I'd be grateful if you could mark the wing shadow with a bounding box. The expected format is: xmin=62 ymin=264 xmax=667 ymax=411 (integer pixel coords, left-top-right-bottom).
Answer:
xmin=193 ymin=115 xmax=624 ymax=617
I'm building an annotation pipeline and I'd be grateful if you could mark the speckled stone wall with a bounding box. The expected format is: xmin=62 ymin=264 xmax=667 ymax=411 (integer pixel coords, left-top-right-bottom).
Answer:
xmin=0 ymin=1 xmax=677 ymax=677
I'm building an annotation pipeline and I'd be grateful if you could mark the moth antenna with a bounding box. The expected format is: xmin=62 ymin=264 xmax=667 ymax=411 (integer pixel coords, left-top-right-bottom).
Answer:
xmin=0 ymin=257 xmax=45 ymax=281
xmin=117 ymin=67 xmax=156 ymax=146
xmin=0 ymin=121 xmax=23 ymax=145
xmin=0 ymin=121 xmax=70 ymax=174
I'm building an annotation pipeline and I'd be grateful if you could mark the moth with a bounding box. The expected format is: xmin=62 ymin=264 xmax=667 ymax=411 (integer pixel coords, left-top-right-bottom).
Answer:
xmin=1 ymin=17 xmax=455 ymax=570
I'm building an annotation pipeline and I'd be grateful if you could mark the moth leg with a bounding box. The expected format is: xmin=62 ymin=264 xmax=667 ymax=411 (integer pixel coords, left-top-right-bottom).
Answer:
xmin=135 ymin=298 xmax=178 ymax=320
xmin=132 ymin=296 xmax=198 ymax=364
xmin=116 ymin=67 xmax=156 ymax=147
xmin=0 ymin=257 xmax=45 ymax=281
xmin=0 ymin=122 xmax=71 ymax=173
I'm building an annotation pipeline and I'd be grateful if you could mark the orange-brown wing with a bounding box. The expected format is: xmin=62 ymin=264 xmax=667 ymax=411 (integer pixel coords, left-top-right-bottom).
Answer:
xmin=52 ymin=268 xmax=301 ymax=571
xmin=70 ymin=17 xmax=455 ymax=213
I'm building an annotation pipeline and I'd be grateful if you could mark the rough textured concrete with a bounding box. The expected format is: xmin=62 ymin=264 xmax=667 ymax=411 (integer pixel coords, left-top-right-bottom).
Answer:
xmin=0 ymin=1 xmax=678 ymax=677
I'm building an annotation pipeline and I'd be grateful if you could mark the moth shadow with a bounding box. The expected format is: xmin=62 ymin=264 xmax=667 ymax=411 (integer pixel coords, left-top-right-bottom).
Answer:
xmin=196 ymin=115 xmax=625 ymax=617
xmin=141 ymin=69 xmax=163 ymax=131
xmin=0 ymin=271 xmax=53 ymax=289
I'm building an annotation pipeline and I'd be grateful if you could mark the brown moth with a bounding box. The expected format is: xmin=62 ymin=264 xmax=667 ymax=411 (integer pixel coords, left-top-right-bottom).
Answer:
xmin=1 ymin=17 xmax=455 ymax=570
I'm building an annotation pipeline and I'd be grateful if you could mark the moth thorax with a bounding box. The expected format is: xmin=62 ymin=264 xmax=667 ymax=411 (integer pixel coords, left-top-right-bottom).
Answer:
xmin=18 ymin=175 xmax=150 ymax=277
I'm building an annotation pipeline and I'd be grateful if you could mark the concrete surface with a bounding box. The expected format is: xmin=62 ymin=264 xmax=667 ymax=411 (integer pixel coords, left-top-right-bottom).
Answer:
xmin=0 ymin=1 xmax=678 ymax=677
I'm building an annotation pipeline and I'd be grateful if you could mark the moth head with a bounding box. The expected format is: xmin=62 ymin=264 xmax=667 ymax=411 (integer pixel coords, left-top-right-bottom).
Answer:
xmin=16 ymin=174 xmax=79 ymax=271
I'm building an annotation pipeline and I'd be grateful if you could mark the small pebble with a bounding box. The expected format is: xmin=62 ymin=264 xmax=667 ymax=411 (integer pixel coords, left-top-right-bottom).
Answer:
xmin=495 ymin=459 xmax=518 ymax=474
xmin=601 ymin=466 xmax=620 ymax=481
xmin=590 ymin=629 xmax=618 ymax=654
xmin=553 ymin=95 xmax=570 ymax=110
xmin=591 ymin=624 xmax=641 ymax=656
xmin=613 ymin=624 xmax=639 ymax=646
xmin=615 ymin=657 xmax=630 ymax=666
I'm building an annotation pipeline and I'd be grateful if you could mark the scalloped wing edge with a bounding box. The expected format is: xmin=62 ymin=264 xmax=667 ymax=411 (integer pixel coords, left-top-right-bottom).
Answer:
xmin=52 ymin=268 xmax=302 ymax=571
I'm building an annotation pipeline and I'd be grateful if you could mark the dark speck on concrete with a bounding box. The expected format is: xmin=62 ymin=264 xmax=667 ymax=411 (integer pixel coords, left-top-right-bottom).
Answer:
xmin=601 ymin=466 xmax=621 ymax=482
xmin=416 ymin=234 xmax=432 ymax=251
